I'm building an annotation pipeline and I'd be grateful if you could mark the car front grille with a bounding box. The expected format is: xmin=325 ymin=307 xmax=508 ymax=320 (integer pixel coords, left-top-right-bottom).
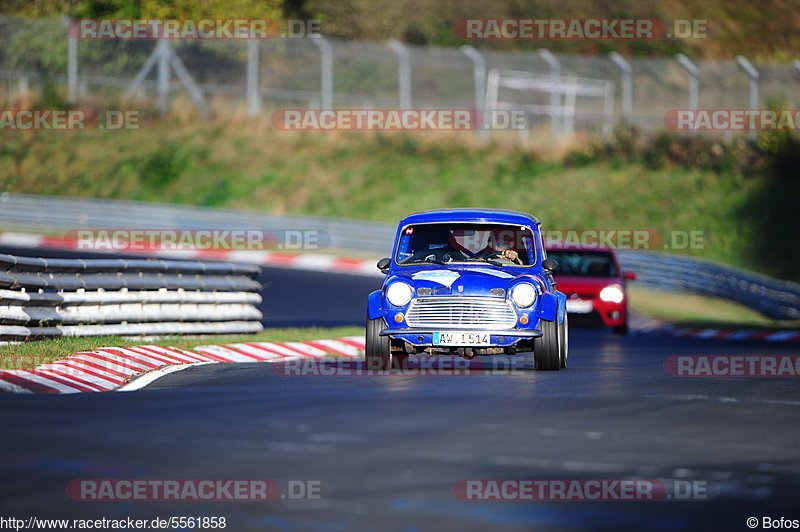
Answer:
xmin=405 ymin=297 xmax=517 ymax=329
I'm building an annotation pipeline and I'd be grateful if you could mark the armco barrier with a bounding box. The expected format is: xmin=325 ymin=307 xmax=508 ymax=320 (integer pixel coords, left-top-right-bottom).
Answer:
xmin=0 ymin=193 xmax=394 ymax=255
xmin=0 ymin=253 xmax=263 ymax=340
xmin=0 ymin=193 xmax=798 ymax=321
xmin=616 ymin=251 xmax=800 ymax=321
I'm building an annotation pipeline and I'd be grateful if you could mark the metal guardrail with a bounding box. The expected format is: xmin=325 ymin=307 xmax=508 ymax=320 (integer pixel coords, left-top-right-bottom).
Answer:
xmin=0 ymin=193 xmax=395 ymax=256
xmin=0 ymin=253 xmax=263 ymax=340
xmin=616 ymin=251 xmax=800 ymax=321
xmin=1 ymin=193 xmax=798 ymax=321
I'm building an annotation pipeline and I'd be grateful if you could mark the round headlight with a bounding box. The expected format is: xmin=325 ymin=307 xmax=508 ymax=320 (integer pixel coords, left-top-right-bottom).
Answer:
xmin=599 ymin=285 xmax=624 ymax=303
xmin=511 ymin=283 xmax=537 ymax=308
xmin=385 ymin=281 xmax=413 ymax=307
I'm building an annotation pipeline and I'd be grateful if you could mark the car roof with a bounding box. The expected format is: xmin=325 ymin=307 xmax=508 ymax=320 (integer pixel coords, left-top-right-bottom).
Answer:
xmin=399 ymin=208 xmax=540 ymax=227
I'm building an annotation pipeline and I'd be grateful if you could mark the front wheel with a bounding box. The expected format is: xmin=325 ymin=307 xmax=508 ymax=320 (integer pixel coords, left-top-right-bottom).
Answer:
xmin=534 ymin=317 xmax=561 ymax=371
xmin=365 ymin=316 xmax=391 ymax=370
xmin=559 ymin=313 xmax=569 ymax=369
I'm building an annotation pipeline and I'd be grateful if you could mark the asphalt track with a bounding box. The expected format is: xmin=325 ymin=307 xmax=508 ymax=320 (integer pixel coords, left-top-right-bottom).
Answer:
xmin=1 ymin=245 xmax=799 ymax=531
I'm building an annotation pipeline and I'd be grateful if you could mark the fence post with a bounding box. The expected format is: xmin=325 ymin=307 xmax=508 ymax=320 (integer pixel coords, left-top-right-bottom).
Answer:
xmin=124 ymin=46 xmax=160 ymax=101
xmin=601 ymin=80 xmax=615 ymax=136
xmin=460 ymin=45 xmax=487 ymax=141
xmin=168 ymin=48 xmax=209 ymax=117
xmin=61 ymin=16 xmax=78 ymax=102
xmin=246 ymin=40 xmax=260 ymax=116
xmin=157 ymin=40 xmax=170 ymax=115
xmin=675 ymin=54 xmax=699 ymax=110
xmin=125 ymin=40 xmax=207 ymax=116
xmin=735 ymin=56 xmax=759 ymax=140
xmin=311 ymin=36 xmax=333 ymax=109
xmin=538 ymin=48 xmax=561 ymax=141
xmin=609 ymin=51 xmax=632 ymax=126
xmin=387 ymin=39 xmax=411 ymax=109
xmin=675 ymin=53 xmax=699 ymax=135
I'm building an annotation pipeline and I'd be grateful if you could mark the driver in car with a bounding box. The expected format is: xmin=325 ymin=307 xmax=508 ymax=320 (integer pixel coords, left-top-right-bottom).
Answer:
xmin=479 ymin=232 xmax=523 ymax=265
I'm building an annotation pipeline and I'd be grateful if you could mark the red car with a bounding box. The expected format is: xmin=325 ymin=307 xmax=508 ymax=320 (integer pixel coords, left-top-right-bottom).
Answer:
xmin=546 ymin=247 xmax=636 ymax=334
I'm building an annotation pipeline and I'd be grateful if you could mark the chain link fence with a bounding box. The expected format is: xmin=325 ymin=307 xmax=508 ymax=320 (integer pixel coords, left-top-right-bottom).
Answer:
xmin=1 ymin=16 xmax=799 ymax=140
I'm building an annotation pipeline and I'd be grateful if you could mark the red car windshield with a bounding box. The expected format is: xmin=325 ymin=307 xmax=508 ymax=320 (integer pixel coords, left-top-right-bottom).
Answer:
xmin=395 ymin=223 xmax=536 ymax=266
xmin=547 ymin=250 xmax=619 ymax=277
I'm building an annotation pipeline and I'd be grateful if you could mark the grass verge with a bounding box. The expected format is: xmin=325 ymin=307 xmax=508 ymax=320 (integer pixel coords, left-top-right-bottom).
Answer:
xmin=628 ymin=286 xmax=800 ymax=330
xmin=0 ymin=326 xmax=364 ymax=371
xmin=3 ymin=122 xmax=798 ymax=280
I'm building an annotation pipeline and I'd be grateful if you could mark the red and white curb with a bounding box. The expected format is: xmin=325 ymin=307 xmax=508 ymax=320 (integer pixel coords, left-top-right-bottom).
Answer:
xmin=646 ymin=326 xmax=800 ymax=342
xmin=0 ymin=336 xmax=366 ymax=394
xmin=627 ymin=313 xmax=800 ymax=343
xmin=631 ymin=318 xmax=800 ymax=342
xmin=0 ymin=231 xmax=381 ymax=276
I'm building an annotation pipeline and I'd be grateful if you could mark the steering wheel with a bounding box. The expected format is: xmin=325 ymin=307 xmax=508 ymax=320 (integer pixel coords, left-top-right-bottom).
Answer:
xmin=482 ymin=249 xmax=521 ymax=265
xmin=432 ymin=249 xmax=468 ymax=262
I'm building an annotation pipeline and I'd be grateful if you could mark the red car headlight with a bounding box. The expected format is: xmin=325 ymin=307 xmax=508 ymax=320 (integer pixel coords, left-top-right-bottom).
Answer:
xmin=599 ymin=284 xmax=624 ymax=303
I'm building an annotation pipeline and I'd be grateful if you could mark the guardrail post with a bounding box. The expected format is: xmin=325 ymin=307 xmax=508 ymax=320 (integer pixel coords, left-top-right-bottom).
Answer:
xmin=311 ymin=36 xmax=334 ymax=109
xmin=246 ymin=40 xmax=261 ymax=116
xmin=387 ymin=39 xmax=411 ymax=109
xmin=538 ymin=48 xmax=561 ymax=141
xmin=460 ymin=45 xmax=487 ymax=142
xmin=609 ymin=51 xmax=632 ymax=126
xmin=735 ymin=55 xmax=759 ymax=140
xmin=675 ymin=54 xmax=699 ymax=136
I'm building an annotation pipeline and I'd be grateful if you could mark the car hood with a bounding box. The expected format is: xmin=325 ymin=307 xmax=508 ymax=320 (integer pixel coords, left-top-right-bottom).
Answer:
xmin=391 ymin=266 xmax=528 ymax=296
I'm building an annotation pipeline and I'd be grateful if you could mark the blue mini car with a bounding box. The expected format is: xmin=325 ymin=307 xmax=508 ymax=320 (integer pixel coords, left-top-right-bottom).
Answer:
xmin=366 ymin=209 xmax=568 ymax=370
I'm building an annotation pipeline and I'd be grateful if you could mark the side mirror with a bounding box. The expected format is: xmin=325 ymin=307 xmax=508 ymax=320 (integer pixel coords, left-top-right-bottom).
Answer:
xmin=377 ymin=257 xmax=391 ymax=274
xmin=542 ymin=258 xmax=559 ymax=273
xmin=624 ymin=271 xmax=637 ymax=281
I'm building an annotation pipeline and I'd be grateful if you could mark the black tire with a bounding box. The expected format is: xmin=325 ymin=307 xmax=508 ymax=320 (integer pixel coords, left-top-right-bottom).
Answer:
xmin=612 ymin=322 xmax=629 ymax=335
xmin=534 ymin=317 xmax=561 ymax=371
xmin=365 ymin=316 xmax=391 ymax=370
xmin=559 ymin=313 xmax=569 ymax=369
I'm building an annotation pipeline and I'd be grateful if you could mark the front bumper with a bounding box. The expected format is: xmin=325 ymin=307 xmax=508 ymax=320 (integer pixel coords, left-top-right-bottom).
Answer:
xmin=574 ymin=299 xmax=627 ymax=327
xmin=381 ymin=328 xmax=542 ymax=347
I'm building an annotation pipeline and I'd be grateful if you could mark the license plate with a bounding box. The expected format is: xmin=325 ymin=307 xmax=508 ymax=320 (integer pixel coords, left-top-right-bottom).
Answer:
xmin=432 ymin=332 xmax=491 ymax=346
xmin=566 ymin=299 xmax=593 ymax=314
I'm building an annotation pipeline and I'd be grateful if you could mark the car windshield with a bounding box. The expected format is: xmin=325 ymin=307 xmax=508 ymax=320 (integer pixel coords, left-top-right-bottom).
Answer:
xmin=395 ymin=223 xmax=536 ymax=266
xmin=547 ymin=250 xmax=619 ymax=277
